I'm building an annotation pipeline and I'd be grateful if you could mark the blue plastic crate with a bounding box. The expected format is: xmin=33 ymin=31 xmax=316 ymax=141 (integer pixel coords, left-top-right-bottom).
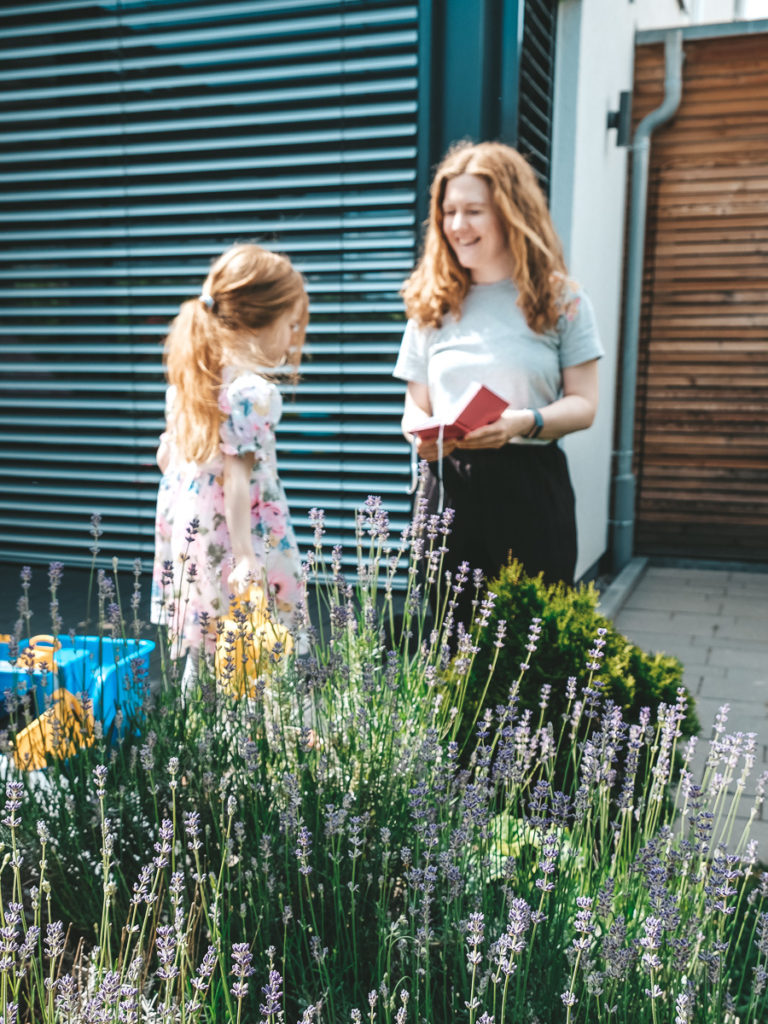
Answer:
xmin=55 ymin=636 xmax=155 ymax=736
xmin=0 ymin=642 xmax=90 ymax=713
xmin=0 ymin=635 xmax=154 ymax=736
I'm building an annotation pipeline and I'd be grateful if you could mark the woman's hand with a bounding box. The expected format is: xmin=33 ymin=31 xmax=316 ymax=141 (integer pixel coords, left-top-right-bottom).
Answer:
xmin=414 ymin=433 xmax=460 ymax=461
xmin=458 ymin=360 xmax=600 ymax=449
xmin=457 ymin=409 xmax=533 ymax=449
xmin=401 ymin=380 xmax=460 ymax=460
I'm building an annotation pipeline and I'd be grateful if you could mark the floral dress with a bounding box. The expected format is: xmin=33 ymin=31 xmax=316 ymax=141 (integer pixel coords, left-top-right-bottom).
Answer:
xmin=150 ymin=369 xmax=304 ymax=656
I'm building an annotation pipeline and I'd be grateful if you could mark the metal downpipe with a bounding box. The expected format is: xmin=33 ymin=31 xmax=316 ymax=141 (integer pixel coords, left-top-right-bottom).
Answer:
xmin=611 ymin=29 xmax=684 ymax=574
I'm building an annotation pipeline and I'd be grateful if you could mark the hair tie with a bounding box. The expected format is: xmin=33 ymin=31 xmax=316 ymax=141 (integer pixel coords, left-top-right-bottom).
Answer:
xmin=199 ymin=291 xmax=215 ymax=310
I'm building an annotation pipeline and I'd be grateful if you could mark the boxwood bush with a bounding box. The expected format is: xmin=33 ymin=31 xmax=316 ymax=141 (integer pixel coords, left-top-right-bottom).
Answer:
xmin=463 ymin=559 xmax=700 ymax=766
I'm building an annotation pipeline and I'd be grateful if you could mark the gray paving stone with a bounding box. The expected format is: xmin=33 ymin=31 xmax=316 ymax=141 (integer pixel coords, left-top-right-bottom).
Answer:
xmin=697 ymin=673 xmax=768 ymax=704
xmin=709 ymin=646 xmax=768 ymax=671
xmin=614 ymin=609 xmax=705 ymax=634
xmin=613 ymin=629 xmax=707 ymax=662
xmin=719 ymin=596 xmax=768 ymax=618
xmin=721 ymin=667 xmax=768 ymax=689
xmin=725 ymin=570 xmax=768 ymax=590
xmin=609 ymin=565 xmax=768 ymax=859
xmin=680 ymin=660 xmax=725 ymax=680
xmin=646 ymin=567 xmax=730 ymax=587
xmin=694 ymin=696 xmax=768 ymax=739
xmin=713 ymin=616 xmax=768 ymax=643
xmin=622 ymin=587 xmax=724 ymax=615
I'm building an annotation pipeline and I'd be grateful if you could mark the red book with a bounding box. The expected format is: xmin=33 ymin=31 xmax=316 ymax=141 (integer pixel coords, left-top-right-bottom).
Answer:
xmin=410 ymin=384 xmax=509 ymax=441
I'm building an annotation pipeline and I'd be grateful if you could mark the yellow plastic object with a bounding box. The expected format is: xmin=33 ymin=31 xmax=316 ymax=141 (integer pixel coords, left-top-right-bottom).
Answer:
xmin=215 ymin=585 xmax=293 ymax=698
xmin=13 ymin=688 xmax=95 ymax=771
xmin=17 ymin=634 xmax=61 ymax=674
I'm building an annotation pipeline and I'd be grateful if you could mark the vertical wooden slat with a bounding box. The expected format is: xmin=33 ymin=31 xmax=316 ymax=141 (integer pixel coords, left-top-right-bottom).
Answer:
xmin=630 ymin=33 xmax=768 ymax=562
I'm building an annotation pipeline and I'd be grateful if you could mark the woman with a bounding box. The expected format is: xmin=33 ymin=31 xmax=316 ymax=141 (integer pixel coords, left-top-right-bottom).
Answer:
xmin=394 ymin=141 xmax=603 ymax=606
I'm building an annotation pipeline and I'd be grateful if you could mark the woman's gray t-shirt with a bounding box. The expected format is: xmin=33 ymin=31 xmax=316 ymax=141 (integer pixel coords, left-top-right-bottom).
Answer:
xmin=393 ymin=278 xmax=603 ymax=443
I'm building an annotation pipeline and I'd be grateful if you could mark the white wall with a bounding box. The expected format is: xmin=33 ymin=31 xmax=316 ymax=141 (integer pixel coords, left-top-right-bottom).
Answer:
xmin=550 ymin=0 xmax=697 ymax=579
xmin=687 ymin=0 xmax=768 ymax=23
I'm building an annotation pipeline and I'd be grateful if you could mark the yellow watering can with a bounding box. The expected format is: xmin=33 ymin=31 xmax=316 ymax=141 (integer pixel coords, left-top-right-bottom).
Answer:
xmin=214 ymin=585 xmax=293 ymax=699
xmin=13 ymin=688 xmax=95 ymax=771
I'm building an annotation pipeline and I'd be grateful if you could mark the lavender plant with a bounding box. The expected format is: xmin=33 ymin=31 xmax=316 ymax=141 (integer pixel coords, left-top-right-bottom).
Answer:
xmin=0 ymin=487 xmax=766 ymax=1022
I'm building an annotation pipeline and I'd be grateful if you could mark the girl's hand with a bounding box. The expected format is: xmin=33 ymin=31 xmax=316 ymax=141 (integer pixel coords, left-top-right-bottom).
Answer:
xmin=156 ymin=431 xmax=173 ymax=473
xmin=228 ymin=556 xmax=258 ymax=595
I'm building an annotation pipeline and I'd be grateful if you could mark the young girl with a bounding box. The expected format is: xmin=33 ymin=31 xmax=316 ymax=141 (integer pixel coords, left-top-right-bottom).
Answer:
xmin=150 ymin=244 xmax=309 ymax=669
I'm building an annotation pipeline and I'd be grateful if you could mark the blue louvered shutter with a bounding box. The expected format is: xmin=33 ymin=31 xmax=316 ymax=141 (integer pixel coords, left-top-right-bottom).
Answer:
xmin=0 ymin=0 xmax=418 ymax=568
xmin=517 ymin=0 xmax=557 ymax=195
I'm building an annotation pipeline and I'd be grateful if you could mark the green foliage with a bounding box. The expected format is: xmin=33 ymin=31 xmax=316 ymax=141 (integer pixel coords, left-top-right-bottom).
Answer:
xmin=465 ymin=559 xmax=700 ymax=754
xmin=1 ymin=507 xmax=764 ymax=1024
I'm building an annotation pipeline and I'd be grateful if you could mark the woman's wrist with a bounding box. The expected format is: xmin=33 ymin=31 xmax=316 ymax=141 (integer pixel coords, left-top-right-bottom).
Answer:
xmin=524 ymin=408 xmax=544 ymax=439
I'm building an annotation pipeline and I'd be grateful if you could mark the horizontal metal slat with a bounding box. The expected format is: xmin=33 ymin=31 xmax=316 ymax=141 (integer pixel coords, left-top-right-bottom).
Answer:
xmin=0 ymin=147 xmax=417 ymax=187
xmin=3 ymin=363 xmax=400 ymax=382
xmin=0 ymin=330 xmax=401 ymax=346
xmin=0 ymin=237 xmax=414 ymax=261
xmin=0 ymin=24 xmax=418 ymax=82
xmin=1 ymin=300 xmax=406 ymax=317
xmin=0 ymin=101 xmax=417 ymax=148
xmin=0 ymin=199 xmax=416 ymax=223
xmin=0 ymin=396 xmax=157 ymax=412
xmin=0 ymin=1 xmax=342 ymax=32
xmin=0 ymin=275 xmax=405 ymax=297
xmin=0 ymin=125 xmax=416 ymax=171
xmin=0 ymin=222 xmax=414 ymax=242
xmin=0 ymin=168 xmax=416 ymax=204
xmin=0 ymin=74 xmax=417 ymax=127
xmin=0 ymin=4 xmax=417 ymax=55
xmin=0 ymin=436 xmax=158 ymax=453
xmin=284 ymin=478 xmax=408 ymax=498
xmin=1 ymin=6 xmax=417 ymax=61
xmin=0 ymin=257 xmax=412 ymax=278
xmin=0 ymin=466 xmax=157 ymax=486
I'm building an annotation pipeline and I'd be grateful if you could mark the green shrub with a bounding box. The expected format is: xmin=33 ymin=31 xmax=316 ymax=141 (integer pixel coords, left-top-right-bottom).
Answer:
xmin=464 ymin=559 xmax=700 ymax=763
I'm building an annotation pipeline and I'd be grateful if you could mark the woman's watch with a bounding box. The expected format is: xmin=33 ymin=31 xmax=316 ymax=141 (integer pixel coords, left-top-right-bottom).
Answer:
xmin=525 ymin=408 xmax=544 ymax=438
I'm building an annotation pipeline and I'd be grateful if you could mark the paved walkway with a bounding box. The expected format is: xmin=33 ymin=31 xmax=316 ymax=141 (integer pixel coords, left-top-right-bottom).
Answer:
xmin=600 ymin=559 xmax=768 ymax=860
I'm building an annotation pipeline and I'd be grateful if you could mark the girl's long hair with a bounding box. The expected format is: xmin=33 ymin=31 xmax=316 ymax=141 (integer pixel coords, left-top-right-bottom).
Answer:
xmin=164 ymin=244 xmax=308 ymax=464
xmin=402 ymin=141 xmax=567 ymax=333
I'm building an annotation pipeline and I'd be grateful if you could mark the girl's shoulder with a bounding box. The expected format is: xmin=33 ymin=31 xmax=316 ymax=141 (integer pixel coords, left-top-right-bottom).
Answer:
xmin=219 ymin=369 xmax=278 ymax=416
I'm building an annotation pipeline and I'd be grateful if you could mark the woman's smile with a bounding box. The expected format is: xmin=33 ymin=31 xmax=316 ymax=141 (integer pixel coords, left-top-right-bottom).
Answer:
xmin=442 ymin=173 xmax=514 ymax=283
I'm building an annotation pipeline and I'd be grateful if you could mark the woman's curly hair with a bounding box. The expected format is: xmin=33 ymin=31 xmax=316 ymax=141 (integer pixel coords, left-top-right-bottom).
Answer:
xmin=402 ymin=141 xmax=568 ymax=334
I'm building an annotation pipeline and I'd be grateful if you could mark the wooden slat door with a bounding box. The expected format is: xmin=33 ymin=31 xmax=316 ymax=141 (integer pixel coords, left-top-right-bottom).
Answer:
xmin=630 ymin=33 xmax=768 ymax=562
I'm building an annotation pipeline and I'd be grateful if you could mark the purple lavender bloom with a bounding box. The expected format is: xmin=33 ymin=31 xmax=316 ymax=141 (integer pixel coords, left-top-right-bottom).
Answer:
xmin=153 ymin=818 xmax=173 ymax=869
xmin=295 ymin=825 xmax=313 ymax=876
xmin=190 ymin=946 xmax=217 ymax=994
xmin=2 ymin=781 xmax=23 ymax=829
xmin=155 ymin=925 xmax=178 ymax=981
xmin=259 ymin=967 xmax=283 ymax=1020
xmin=93 ymin=764 xmax=108 ymax=799
xmin=230 ymin=942 xmax=256 ymax=1001
xmin=308 ymin=507 xmax=326 ymax=545
xmin=44 ymin=921 xmax=65 ymax=960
